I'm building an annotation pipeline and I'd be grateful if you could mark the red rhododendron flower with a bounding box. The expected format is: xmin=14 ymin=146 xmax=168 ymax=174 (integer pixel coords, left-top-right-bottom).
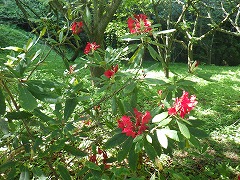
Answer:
xmin=118 ymin=108 xmax=152 ymax=138
xmin=71 ymin=21 xmax=83 ymax=34
xmin=104 ymin=64 xmax=118 ymax=78
xmin=127 ymin=14 xmax=152 ymax=34
xmin=168 ymin=91 xmax=198 ymax=118
xmin=84 ymin=42 xmax=100 ymax=54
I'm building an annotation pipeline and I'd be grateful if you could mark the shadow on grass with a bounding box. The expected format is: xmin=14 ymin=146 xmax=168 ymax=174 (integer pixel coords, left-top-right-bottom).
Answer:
xmin=172 ymin=138 xmax=239 ymax=179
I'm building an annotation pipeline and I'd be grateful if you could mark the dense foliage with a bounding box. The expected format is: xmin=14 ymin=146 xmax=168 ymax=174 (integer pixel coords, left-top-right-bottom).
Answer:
xmin=0 ymin=0 xmax=239 ymax=179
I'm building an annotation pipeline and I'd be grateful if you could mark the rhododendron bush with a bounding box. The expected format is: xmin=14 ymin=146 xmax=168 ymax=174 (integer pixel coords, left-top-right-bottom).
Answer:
xmin=0 ymin=13 xmax=207 ymax=179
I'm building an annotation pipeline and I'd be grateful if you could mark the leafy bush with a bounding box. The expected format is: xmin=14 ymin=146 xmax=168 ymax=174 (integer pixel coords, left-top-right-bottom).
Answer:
xmin=0 ymin=13 xmax=207 ymax=179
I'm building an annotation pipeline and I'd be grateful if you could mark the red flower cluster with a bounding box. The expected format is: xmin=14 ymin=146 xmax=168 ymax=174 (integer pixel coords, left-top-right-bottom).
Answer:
xmin=71 ymin=21 xmax=83 ymax=34
xmin=104 ymin=65 xmax=119 ymax=78
xmin=84 ymin=42 xmax=100 ymax=55
xmin=168 ymin=91 xmax=198 ymax=118
xmin=118 ymin=108 xmax=152 ymax=138
xmin=127 ymin=14 xmax=152 ymax=34
xmin=89 ymin=147 xmax=110 ymax=169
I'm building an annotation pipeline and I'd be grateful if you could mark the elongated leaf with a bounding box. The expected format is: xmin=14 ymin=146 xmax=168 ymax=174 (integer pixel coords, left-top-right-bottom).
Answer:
xmin=39 ymin=27 xmax=47 ymax=38
xmin=177 ymin=120 xmax=190 ymax=139
xmin=26 ymin=80 xmax=62 ymax=103
xmin=32 ymin=167 xmax=47 ymax=180
xmin=25 ymin=38 xmax=34 ymax=51
xmin=124 ymin=81 xmax=136 ymax=94
xmin=128 ymin=145 xmax=138 ymax=171
xmin=33 ymin=109 xmax=56 ymax=124
xmin=129 ymin=44 xmax=144 ymax=64
xmin=104 ymin=133 xmax=128 ymax=149
xmin=7 ymin=167 xmax=16 ymax=180
xmin=164 ymin=129 xmax=179 ymax=141
xmin=153 ymin=29 xmax=176 ymax=35
xmin=59 ymin=31 xmax=64 ymax=43
xmin=0 ymin=88 xmax=6 ymax=115
xmin=117 ymin=137 xmax=133 ymax=162
xmin=0 ymin=161 xmax=16 ymax=172
xmin=151 ymin=133 xmax=162 ymax=156
xmin=116 ymin=99 xmax=125 ymax=114
xmin=85 ymin=161 xmax=101 ymax=171
xmin=64 ymin=145 xmax=87 ymax=157
xmin=189 ymin=135 xmax=201 ymax=148
xmin=1 ymin=46 xmax=24 ymax=52
xmin=189 ymin=127 xmax=208 ymax=138
xmin=31 ymin=49 xmax=41 ymax=61
xmin=19 ymin=167 xmax=30 ymax=180
xmin=64 ymin=97 xmax=78 ymax=121
xmin=57 ymin=164 xmax=71 ymax=180
xmin=152 ymin=112 xmax=168 ymax=123
xmin=111 ymin=96 xmax=117 ymax=115
xmin=5 ymin=111 xmax=32 ymax=120
xmin=144 ymin=138 xmax=158 ymax=161
xmin=147 ymin=44 xmax=159 ymax=60
xmin=0 ymin=118 xmax=9 ymax=134
xmin=156 ymin=129 xmax=168 ymax=149
xmin=18 ymin=83 xmax=38 ymax=111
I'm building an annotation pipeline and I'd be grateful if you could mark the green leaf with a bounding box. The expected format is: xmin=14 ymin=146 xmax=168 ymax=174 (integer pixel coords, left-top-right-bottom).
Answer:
xmin=5 ymin=111 xmax=32 ymax=120
xmin=32 ymin=167 xmax=47 ymax=180
xmin=85 ymin=161 xmax=101 ymax=171
xmin=156 ymin=129 xmax=168 ymax=149
xmin=116 ymin=99 xmax=125 ymax=114
xmin=153 ymin=29 xmax=176 ymax=36
xmin=0 ymin=161 xmax=16 ymax=172
xmin=76 ymin=166 xmax=89 ymax=177
xmin=19 ymin=166 xmax=30 ymax=180
xmin=105 ymin=133 xmax=128 ymax=149
xmin=128 ymin=145 xmax=138 ymax=171
xmin=0 ymin=118 xmax=9 ymax=134
xmin=57 ymin=164 xmax=71 ymax=180
xmin=151 ymin=133 xmax=162 ymax=156
xmin=26 ymin=80 xmax=62 ymax=104
xmin=163 ymin=129 xmax=180 ymax=141
xmin=1 ymin=46 xmax=24 ymax=52
xmin=130 ymin=88 xmax=138 ymax=108
xmin=18 ymin=83 xmax=38 ymax=111
xmin=147 ymin=45 xmax=159 ymax=61
xmin=0 ymin=88 xmax=6 ymax=115
xmin=177 ymin=120 xmax=190 ymax=139
xmin=25 ymin=38 xmax=34 ymax=51
xmin=157 ymin=118 xmax=172 ymax=127
xmin=144 ymin=138 xmax=158 ymax=161
xmin=117 ymin=137 xmax=133 ymax=162
xmin=64 ymin=145 xmax=87 ymax=157
xmin=111 ymin=96 xmax=117 ymax=115
xmin=129 ymin=44 xmax=144 ymax=65
xmin=189 ymin=135 xmax=201 ymax=148
xmin=152 ymin=112 xmax=169 ymax=123
xmin=33 ymin=109 xmax=56 ymax=124
xmin=7 ymin=167 xmax=16 ymax=180
xmin=64 ymin=97 xmax=78 ymax=121
xmin=39 ymin=27 xmax=47 ymax=38
xmin=189 ymin=127 xmax=208 ymax=138
xmin=31 ymin=49 xmax=41 ymax=61
xmin=59 ymin=31 xmax=64 ymax=43
xmin=111 ymin=167 xmax=130 ymax=177
xmin=124 ymin=81 xmax=136 ymax=94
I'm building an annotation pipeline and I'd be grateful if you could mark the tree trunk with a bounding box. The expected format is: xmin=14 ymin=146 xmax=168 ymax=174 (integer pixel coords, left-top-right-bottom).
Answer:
xmin=187 ymin=41 xmax=194 ymax=72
